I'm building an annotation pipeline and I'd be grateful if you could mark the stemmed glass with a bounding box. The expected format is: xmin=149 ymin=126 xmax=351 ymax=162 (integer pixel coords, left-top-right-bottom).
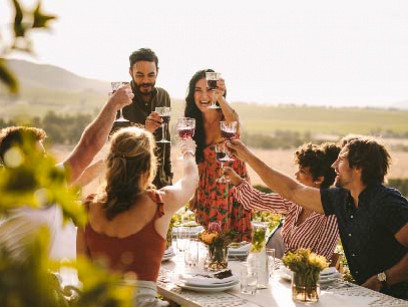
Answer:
xmin=155 ymin=107 xmax=171 ymax=143
xmin=111 ymin=82 xmax=130 ymax=123
xmin=220 ymin=121 xmax=238 ymax=161
xmin=176 ymin=117 xmax=196 ymax=159
xmin=215 ymin=142 xmax=229 ymax=183
xmin=177 ymin=117 xmax=195 ymax=139
xmin=205 ymin=71 xmax=221 ymax=109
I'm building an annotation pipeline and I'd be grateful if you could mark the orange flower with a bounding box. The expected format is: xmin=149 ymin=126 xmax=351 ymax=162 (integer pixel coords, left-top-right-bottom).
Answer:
xmin=199 ymin=230 xmax=219 ymax=245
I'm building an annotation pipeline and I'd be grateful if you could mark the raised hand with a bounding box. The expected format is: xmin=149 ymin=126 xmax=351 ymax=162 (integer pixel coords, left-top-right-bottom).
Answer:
xmin=180 ymin=138 xmax=196 ymax=158
xmin=226 ymin=139 xmax=253 ymax=162
xmin=145 ymin=111 xmax=163 ymax=133
xmin=223 ymin=166 xmax=243 ymax=186
xmin=110 ymin=84 xmax=133 ymax=110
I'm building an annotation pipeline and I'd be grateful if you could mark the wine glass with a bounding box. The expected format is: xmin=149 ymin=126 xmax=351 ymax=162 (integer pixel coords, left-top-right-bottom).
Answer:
xmin=220 ymin=121 xmax=238 ymax=161
xmin=176 ymin=117 xmax=196 ymax=159
xmin=111 ymin=82 xmax=130 ymax=123
xmin=214 ymin=142 xmax=229 ymax=183
xmin=155 ymin=106 xmax=171 ymax=143
xmin=177 ymin=117 xmax=196 ymax=139
xmin=205 ymin=71 xmax=221 ymax=109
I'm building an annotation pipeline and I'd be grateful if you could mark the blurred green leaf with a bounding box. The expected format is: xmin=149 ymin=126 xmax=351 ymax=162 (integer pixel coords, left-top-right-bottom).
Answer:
xmin=12 ymin=0 xmax=25 ymax=37
xmin=0 ymin=58 xmax=19 ymax=93
xmin=33 ymin=3 xmax=57 ymax=28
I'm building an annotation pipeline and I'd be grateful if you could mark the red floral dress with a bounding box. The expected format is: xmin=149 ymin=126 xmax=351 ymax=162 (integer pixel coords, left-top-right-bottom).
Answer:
xmin=194 ymin=142 xmax=252 ymax=242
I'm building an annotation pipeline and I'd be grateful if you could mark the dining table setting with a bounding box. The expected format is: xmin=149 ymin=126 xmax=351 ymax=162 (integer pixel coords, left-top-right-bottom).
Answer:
xmin=158 ymin=234 xmax=408 ymax=307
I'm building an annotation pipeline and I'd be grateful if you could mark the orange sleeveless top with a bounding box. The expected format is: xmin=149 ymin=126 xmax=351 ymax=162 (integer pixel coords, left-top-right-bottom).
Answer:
xmin=84 ymin=190 xmax=166 ymax=282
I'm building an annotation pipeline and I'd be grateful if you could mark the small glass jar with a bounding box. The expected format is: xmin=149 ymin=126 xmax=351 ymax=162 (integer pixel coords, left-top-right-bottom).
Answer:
xmin=205 ymin=244 xmax=228 ymax=271
xmin=291 ymin=271 xmax=320 ymax=303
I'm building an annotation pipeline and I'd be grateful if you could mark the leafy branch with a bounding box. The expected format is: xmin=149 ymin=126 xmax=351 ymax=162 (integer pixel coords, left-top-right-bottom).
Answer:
xmin=1 ymin=0 xmax=56 ymax=93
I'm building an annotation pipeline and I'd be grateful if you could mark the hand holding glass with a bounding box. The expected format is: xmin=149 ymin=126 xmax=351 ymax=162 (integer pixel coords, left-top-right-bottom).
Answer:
xmin=220 ymin=121 xmax=238 ymax=161
xmin=111 ymin=82 xmax=130 ymax=123
xmin=155 ymin=107 xmax=171 ymax=143
xmin=205 ymin=72 xmax=221 ymax=109
xmin=215 ymin=143 xmax=229 ymax=183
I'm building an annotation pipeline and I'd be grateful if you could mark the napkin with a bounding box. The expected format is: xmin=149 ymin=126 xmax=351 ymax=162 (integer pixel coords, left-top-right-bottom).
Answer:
xmin=180 ymin=273 xmax=238 ymax=286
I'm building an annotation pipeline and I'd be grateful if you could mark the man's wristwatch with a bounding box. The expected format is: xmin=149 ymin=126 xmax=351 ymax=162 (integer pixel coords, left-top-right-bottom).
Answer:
xmin=377 ymin=272 xmax=388 ymax=289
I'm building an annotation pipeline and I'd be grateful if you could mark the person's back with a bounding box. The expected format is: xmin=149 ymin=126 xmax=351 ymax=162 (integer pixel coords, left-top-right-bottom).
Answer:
xmin=77 ymin=126 xmax=198 ymax=307
xmin=83 ymin=190 xmax=166 ymax=281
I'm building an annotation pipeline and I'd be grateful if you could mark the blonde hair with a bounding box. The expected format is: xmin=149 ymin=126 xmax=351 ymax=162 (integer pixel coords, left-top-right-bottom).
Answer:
xmin=95 ymin=127 xmax=157 ymax=220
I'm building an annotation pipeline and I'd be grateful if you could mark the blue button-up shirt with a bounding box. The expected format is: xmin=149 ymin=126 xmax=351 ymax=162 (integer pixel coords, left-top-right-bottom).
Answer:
xmin=321 ymin=184 xmax=408 ymax=299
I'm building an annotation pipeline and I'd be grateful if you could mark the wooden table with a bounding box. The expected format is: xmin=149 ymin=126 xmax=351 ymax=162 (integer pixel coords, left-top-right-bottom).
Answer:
xmin=158 ymin=249 xmax=408 ymax=307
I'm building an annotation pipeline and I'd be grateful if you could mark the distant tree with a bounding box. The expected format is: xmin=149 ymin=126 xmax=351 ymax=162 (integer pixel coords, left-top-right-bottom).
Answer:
xmin=0 ymin=0 xmax=56 ymax=93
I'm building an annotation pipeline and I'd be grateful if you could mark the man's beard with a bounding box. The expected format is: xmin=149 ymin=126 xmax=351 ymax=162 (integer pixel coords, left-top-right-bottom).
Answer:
xmin=135 ymin=81 xmax=156 ymax=95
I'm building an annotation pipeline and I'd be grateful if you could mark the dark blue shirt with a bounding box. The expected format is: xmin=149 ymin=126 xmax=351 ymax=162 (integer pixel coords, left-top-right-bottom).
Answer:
xmin=321 ymin=184 xmax=408 ymax=299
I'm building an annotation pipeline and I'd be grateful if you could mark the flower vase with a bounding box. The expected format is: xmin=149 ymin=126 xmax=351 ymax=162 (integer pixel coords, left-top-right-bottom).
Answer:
xmin=292 ymin=271 xmax=320 ymax=303
xmin=247 ymin=221 xmax=269 ymax=289
xmin=205 ymin=244 xmax=228 ymax=271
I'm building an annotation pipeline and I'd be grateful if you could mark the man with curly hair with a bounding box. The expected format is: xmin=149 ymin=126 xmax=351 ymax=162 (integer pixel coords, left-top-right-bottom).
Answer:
xmin=227 ymin=135 xmax=408 ymax=299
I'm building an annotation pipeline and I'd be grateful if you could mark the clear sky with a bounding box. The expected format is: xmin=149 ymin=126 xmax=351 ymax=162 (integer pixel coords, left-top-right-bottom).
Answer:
xmin=2 ymin=0 xmax=408 ymax=107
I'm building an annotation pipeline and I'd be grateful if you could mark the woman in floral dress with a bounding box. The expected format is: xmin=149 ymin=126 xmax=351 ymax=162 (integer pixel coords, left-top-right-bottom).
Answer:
xmin=184 ymin=69 xmax=252 ymax=242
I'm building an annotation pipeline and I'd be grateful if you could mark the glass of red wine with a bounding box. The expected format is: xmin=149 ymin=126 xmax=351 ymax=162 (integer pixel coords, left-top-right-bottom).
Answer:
xmin=176 ymin=117 xmax=196 ymax=159
xmin=111 ymin=82 xmax=130 ymax=123
xmin=205 ymin=71 xmax=221 ymax=109
xmin=220 ymin=121 xmax=237 ymax=161
xmin=155 ymin=106 xmax=171 ymax=143
xmin=177 ymin=117 xmax=196 ymax=139
xmin=214 ymin=142 xmax=229 ymax=183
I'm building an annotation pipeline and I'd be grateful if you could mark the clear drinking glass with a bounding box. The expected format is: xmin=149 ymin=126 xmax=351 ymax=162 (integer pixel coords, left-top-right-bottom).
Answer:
xmin=240 ymin=263 xmax=258 ymax=295
xmin=184 ymin=238 xmax=199 ymax=267
xmin=266 ymin=248 xmax=276 ymax=277
xmin=155 ymin=106 xmax=171 ymax=143
xmin=111 ymin=82 xmax=130 ymax=123
xmin=205 ymin=71 xmax=221 ymax=109
xmin=175 ymin=227 xmax=190 ymax=253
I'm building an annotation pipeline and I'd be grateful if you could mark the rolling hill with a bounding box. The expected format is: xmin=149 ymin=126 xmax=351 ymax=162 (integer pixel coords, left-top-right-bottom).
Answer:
xmin=1 ymin=59 xmax=408 ymax=137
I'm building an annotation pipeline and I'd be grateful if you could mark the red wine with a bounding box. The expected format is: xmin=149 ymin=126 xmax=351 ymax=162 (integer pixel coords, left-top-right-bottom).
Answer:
xmin=216 ymin=152 xmax=227 ymax=162
xmin=161 ymin=115 xmax=170 ymax=124
xmin=178 ymin=128 xmax=195 ymax=139
xmin=221 ymin=129 xmax=235 ymax=139
xmin=207 ymin=79 xmax=217 ymax=90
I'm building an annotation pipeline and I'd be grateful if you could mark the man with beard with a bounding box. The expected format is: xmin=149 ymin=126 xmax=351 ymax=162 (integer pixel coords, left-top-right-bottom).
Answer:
xmin=226 ymin=135 xmax=408 ymax=300
xmin=119 ymin=48 xmax=172 ymax=188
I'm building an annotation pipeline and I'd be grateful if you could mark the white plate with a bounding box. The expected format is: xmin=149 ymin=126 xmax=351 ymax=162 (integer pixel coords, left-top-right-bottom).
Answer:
xmin=161 ymin=252 xmax=175 ymax=262
xmin=177 ymin=280 xmax=239 ymax=292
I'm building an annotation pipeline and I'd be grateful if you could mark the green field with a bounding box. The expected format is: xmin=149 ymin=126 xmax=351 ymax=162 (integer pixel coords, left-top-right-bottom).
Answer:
xmin=172 ymin=101 xmax=408 ymax=136
xmin=2 ymin=90 xmax=408 ymax=137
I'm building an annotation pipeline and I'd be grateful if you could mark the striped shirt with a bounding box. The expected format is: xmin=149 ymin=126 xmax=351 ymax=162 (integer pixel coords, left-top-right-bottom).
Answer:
xmin=234 ymin=180 xmax=339 ymax=260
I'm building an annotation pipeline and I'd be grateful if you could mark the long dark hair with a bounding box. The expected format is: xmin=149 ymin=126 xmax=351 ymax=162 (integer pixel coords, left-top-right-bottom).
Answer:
xmin=184 ymin=69 xmax=225 ymax=163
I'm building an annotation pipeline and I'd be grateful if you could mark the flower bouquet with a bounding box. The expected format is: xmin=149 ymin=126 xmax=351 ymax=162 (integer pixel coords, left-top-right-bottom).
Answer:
xmin=198 ymin=222 xmax=236 ymax=271
xmin=282 ymin=248 xmax=329 ymax=303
